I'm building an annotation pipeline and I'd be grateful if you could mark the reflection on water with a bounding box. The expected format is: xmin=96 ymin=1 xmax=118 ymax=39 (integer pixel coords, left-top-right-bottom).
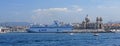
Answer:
xmin=0 ymin=33 xmax=120 ymax=46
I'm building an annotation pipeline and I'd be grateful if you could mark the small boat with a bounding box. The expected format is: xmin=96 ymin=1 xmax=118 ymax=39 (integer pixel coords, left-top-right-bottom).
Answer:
xmin=93 ymin=33 xmax=99 ymax=36
xmin=70 ymin=33 xmax=74 ymax=35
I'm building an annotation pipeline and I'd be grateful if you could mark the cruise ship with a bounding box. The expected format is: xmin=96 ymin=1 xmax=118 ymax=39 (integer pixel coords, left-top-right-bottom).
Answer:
xmin=27 ymin=21 xmax=73 ymax=33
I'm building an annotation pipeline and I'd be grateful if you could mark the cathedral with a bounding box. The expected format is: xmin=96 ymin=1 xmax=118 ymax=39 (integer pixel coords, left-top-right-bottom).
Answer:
xmin=78 ymin=15 xmax=104 ymax=29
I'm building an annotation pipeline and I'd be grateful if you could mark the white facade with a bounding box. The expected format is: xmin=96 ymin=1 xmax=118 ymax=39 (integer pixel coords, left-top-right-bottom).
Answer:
xmin=0 ymin=27 xmax=10 ymax=33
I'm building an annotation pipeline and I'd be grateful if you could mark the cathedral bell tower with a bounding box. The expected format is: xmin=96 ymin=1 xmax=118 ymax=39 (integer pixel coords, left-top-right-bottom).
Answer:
xmin=85 ymin=15 xmax=90 ymax=29
xmin=96 ymin=17 xmax=103 ymax=29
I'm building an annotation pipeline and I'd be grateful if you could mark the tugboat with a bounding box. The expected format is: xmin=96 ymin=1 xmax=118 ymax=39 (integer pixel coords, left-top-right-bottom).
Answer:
xmin=27 ymin=21 xmax=73 ymax=33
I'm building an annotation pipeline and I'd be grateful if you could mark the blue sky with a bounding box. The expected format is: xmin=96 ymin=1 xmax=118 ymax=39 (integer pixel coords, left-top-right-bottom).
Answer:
xmin=0 ymin=0 xmax=120 ymax=24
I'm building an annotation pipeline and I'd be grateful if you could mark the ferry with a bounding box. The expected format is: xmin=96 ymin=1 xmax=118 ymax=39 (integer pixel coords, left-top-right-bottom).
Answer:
xmin=27 ymin=21 xmax=73 ymax=33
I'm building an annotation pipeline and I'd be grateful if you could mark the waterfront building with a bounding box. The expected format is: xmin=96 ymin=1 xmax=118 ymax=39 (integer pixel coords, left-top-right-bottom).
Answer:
xmin=73 ymin=15 xmax=105 ymax=33
xmin=78 ymin=15 xmax=104 ymax=29
xmin=96 ymin=17 xmax=104 ymax=29
xmin=0 ymin=27 xmax=10 ymax=33
xmin=104 ymin=23 xmax=120 ymax=32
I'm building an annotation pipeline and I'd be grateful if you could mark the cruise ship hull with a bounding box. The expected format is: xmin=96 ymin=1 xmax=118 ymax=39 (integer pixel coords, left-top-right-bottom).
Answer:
xmin=27 ymin=27 xmax=73 ymax=33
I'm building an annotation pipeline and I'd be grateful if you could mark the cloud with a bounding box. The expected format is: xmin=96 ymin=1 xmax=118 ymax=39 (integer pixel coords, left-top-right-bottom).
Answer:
xmin=71 ymin=5 xmax=83 ymax=12
xmin=33 ymin=7 xmax=82 ymax=15
xmin=47 ymin=8 xmax=68 ymax=12
xmin=76 ymin=8 xmax=83 ymax=12
xmin=32 ymin=7 xmax=83 ymax=17
xmin=31 ymin=6 xmax=83 ymax=24
xmin=33 ymin=8 xmax=69 ymax=16
xmin=84 ymin=5 xmax=120 ymax=23
xmin=34 ymin=8 xmax=68 ymax=13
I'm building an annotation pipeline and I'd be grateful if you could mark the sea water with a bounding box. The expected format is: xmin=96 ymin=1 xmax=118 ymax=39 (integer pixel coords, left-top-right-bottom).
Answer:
xmin=0 ymin=33 xmax=120 ymax=46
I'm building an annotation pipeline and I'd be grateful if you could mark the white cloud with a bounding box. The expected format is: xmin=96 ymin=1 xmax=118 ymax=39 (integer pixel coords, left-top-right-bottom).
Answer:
xmin=33 ymin=7 xmax=82 ymax=14
xmin=33 ymin=7 xmax=83 ymax=16
xmin=71 ymin=5 xmax=83 ymax=12
xmin=84 ymin=5 xmax=120 ymax=23
xmin=33 ymin=8 xmax=68 ymax=13
xmin=31 ymin=7 xmax=83 ymax=24
xmin=76 ymin=8 xmax=83 ymax=12
xmin=48 ymin=8 xmax=68 ymax=12
xmin=33 ymin=8 xmax=70 ymax=16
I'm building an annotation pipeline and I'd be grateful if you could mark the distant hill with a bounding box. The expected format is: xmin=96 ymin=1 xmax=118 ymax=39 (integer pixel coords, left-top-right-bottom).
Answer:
xmin=0 ymin=22 xmax=31 ymax=26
